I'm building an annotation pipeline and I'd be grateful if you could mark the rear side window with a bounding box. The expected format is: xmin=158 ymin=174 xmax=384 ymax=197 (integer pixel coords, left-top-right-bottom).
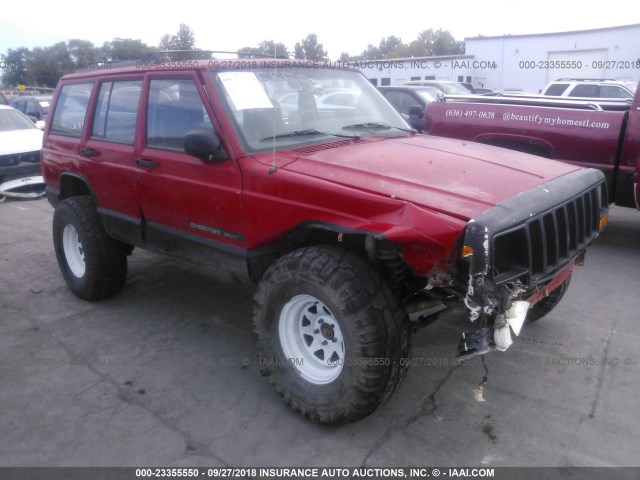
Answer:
xmin=569 ymin=84 xmax=598 ymax=97
xmin=599 ymin=85 xmax=631 ymax=99
xmin=544 ymin=83 xmax=569 ymax=96
xmin=50 ymin=83 xmax=94 ymax=137
xmin=92 ymin=80 xmax=142 ymax=144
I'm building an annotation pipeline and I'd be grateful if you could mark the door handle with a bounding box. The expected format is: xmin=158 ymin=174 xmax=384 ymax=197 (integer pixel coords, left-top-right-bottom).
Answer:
xmin=135 ymin=158 xmax=158 ymax=168
xmin=80 ymin=148 xmax=99 ymax=157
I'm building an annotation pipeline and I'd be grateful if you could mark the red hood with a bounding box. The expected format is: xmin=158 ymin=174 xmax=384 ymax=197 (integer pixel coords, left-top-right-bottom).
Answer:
xmin=283 ymin=135 xmax=581 ymax=220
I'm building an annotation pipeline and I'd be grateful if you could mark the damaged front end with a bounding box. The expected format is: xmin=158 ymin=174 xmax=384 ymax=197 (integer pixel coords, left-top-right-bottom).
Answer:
xmin=456 ymin=168 xmax=608 ymax=359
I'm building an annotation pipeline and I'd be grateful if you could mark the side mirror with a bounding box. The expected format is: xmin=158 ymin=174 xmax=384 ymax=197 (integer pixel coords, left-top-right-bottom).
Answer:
xmin=184 ymin=129 xmax=228 ymax=162
xmin=35 ymin=120 xmax=46 ymax=130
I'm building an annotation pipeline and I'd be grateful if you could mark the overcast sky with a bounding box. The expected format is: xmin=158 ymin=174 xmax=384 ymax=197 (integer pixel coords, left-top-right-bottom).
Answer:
xmin=1 ymin=0 xmax=639 ymax=59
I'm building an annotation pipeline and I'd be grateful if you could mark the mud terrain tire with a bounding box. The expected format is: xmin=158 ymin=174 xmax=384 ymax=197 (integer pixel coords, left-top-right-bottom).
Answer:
xmin=253 ymin=246 xmax=410 ymax=424
xmin=53 ymin=195 xmax=128 ymax=300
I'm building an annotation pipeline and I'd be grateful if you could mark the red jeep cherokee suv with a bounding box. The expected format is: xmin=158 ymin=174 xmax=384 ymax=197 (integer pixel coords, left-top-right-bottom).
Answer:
xmin=42 ymin=60 xmax=608 ymax=424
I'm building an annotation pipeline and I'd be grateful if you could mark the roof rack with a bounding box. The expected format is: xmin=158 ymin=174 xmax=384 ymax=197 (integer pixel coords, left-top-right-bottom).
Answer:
xmin=70 ymin=50 xmax=295 ymax=73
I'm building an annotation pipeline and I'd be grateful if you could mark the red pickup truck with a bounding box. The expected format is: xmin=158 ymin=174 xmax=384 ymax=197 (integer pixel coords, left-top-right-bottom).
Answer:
xmin=423 ymin=86 xmax=640 ymax=210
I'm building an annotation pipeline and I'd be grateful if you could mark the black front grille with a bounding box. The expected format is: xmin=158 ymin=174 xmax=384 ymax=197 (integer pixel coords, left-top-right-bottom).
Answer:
xmin=492 ymin=184 xmax=603 ymax=285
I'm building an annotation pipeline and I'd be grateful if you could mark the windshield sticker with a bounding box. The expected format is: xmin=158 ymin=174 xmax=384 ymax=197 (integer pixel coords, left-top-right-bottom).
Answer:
xmin=218 ymin=72 xmax=273 ymax=110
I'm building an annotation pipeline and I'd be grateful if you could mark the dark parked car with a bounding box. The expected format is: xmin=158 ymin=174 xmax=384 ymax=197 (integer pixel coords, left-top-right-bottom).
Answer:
xmin=453 ymin=82 xmax=494 ymax=95
xmin=460 ymin=82 xmax=474 ymax=92
xmin=10 ymin=95 xmax=52 ymax=124
xmin=377 ymin=85 xmax=440 ymax=131
xmin=402 ymin=80 xmax=471 ymax=95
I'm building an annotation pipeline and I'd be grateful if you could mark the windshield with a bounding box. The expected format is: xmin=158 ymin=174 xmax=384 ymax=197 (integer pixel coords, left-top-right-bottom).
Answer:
xmin=0 ymin=108 xmax=38 ymax=132
xmin=416 ymin=88 xmax=440 ymax=102
xmin=210 ymin=67 xmax=410 ymax=151
xmin=625 ymin=82 xmax=637 ymax=94
xmin=444 ymin=82 xmax=473 ymax=95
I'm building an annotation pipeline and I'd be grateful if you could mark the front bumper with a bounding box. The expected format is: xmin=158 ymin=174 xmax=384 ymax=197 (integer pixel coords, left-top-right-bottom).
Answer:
xmin=0 ymin=150 xmax=41 ymax=181
xmin=457 ymin=168 xmax=608 ymax=356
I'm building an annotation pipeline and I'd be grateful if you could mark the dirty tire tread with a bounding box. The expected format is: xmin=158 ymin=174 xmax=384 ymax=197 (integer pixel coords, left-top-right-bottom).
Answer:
xmin=53 ymin=195 xmax=128 ymax=301
xmin=253 ymin=245 xmax=410 ymax=424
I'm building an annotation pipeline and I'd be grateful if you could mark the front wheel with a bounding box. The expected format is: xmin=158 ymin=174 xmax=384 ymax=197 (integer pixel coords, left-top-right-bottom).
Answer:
xmin=253 ymin=246 xmax=410 ymax=424
xmin=53 ymin=195 xmax=128 ymax=300
xmin=527 ymin=275 xmax=571 ymax=322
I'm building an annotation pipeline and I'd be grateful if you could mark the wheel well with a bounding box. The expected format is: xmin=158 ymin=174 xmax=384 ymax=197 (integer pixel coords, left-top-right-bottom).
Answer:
xmin=249 ymin=226 xmax=408 ymax=294
xmin=290 ymin=228 xmax=372 ymax=258
xmin=59 ymin=174 xmax=92 ymax=200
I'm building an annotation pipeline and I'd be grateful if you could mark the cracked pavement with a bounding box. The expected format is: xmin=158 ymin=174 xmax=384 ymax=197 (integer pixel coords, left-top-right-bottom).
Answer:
xmin=1 ymin=199 xmax=639 ymax=467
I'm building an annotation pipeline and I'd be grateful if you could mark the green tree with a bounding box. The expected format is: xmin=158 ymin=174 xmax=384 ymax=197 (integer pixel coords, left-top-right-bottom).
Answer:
xmin=1 ymin=37 xmax=163 ymax=88
xmin=408 ymin=29 xmax=435 ymax=57
xmin=100 ymin=38 xmax=158 ymax=61
xmin=67 ymin=39 xmax=97 ymax=65
xmin=408 ymin=29 xmax=464 ymax=56
xmin=0 ymin=47 xmax=31 ymax=87
xmin=26 ymin=42 xmax=72 ymax=87
xmin=238 ymin=40 xmax=289 ymax=59
xmin=432 ymin=29 xmax=464 ymax=55
xmin=354 ymin=36 xmax=412 ymax=60
xmin=293 ymin=34 xmax=327 ymax=60
xmin=360 ymin=44 xmax=380 ymax=60
xmin=378 ymin=35 xmax=410 ymax=58
xmin=159 ymin=24 xmax=208 ymax=60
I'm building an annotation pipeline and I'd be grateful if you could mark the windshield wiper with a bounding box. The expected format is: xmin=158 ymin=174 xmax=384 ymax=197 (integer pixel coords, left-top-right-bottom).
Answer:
xmin=342 ymin=122 xmax=415 ymax=133
xmin=260 ymin=129 xmax=360 ymax=142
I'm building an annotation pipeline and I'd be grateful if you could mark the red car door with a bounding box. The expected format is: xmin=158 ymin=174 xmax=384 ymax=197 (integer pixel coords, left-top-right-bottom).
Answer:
xmin=134 ymin=72 xmax=246 ymax=268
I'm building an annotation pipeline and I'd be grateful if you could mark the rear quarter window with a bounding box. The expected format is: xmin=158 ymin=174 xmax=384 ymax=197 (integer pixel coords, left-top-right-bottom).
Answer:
xmin=92 ymin=80 xmax=142 ymax=144
xmin=50 ymin=83 xmax=94 ymax=137
xmin=544 ymin=83 xmax=570 ymax=96
xmin=598 ymin=85 xmax=632 ymax=99
xmin=569 ymin=84 xmax=598 ymax=97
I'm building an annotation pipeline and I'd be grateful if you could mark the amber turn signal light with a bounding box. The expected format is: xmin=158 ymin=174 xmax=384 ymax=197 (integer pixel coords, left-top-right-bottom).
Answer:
xmin=599 ymin=213 xmax=609 ymax=231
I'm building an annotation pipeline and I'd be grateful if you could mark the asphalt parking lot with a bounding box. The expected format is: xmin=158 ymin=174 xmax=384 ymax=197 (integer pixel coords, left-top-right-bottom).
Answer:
xmin=1 ymin=198 xmax=639 ymax=467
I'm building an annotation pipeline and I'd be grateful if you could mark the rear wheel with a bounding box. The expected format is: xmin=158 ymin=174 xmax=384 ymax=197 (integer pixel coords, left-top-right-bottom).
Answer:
xmin=53 ymin=195 xmax=128 ymax=300
xmin=527 ymin=275 xmax=571 ymax=322
xmin=253 ymin=246 xmax=410 ymax=424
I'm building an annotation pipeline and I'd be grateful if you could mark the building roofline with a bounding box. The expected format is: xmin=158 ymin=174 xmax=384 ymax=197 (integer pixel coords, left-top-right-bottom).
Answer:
xmin=464 ymin=23 xmax=640 ymax=41
xmin=350 ymin=54 xmax=473 ymax=63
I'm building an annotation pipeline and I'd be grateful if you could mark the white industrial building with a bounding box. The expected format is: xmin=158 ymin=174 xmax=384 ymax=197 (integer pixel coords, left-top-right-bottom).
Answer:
xmin=359 ymin=23 xmax=640 ymax=93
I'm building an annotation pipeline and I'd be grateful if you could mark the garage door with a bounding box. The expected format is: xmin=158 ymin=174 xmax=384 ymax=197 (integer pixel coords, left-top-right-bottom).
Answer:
xmin=546 ymin=49 xmax=607 ymax=82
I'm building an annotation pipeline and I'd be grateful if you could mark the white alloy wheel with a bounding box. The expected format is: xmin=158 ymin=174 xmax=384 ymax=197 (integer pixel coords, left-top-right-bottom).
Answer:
xmin=62 ymin=224 xmax=85 ymax=278
xmin=278 ymin=294 xmax=345 ymax=384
